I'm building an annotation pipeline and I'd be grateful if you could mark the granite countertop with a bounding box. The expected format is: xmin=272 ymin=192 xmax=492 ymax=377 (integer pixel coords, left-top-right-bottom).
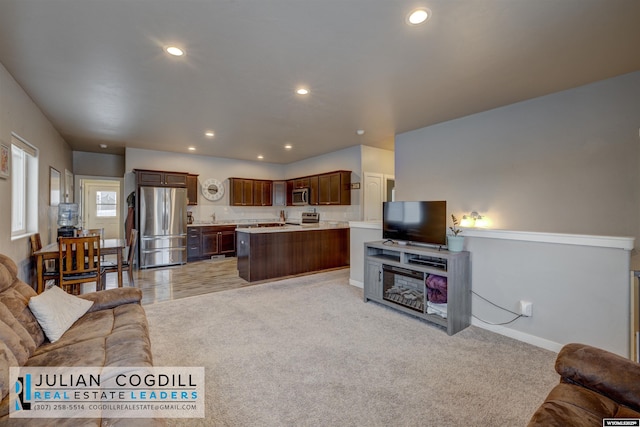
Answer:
xmin=188 ymin=219 xmax=348 ymax=232
xmin=236 ymin=222 xmax=349 ymax=233
xmin=188 ymin=220 xmax=281 ymax=227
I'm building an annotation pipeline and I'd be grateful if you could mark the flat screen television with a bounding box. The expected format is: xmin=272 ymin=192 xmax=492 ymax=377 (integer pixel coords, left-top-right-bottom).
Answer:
xmin=382 ymin=201 xmax=447 ymax=246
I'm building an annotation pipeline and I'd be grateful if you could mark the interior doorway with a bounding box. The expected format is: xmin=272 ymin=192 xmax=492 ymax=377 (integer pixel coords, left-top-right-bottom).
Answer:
xmin=80 ymin=178 xmax=122 ymax=239
xmin=363 ymin=172 xmax=395 ymax=221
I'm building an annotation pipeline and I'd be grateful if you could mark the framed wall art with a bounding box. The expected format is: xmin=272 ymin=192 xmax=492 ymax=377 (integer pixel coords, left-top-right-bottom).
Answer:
xmin=0 ymin=144 xmax=9 ymax=179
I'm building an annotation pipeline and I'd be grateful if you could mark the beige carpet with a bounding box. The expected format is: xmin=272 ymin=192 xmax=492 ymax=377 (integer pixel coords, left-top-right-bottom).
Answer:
xmin=144 ymin=269 xmax=558 ymax=426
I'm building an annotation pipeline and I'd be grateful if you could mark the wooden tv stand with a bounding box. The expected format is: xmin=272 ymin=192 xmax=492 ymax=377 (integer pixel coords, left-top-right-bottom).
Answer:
xmin=363 ymin=241 xmax=471 ymax=335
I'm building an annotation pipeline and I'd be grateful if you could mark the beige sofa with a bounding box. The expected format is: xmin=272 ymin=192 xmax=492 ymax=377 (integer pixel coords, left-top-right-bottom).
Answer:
xmin=0 ymin=253 xmax=163 ymax=426
xmin=528 ymin=343 xmax=640 ymax=426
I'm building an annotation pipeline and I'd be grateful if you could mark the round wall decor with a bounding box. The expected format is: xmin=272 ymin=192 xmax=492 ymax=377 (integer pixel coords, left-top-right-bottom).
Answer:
xmin=201 ymin=178 xmax=224 ymax=201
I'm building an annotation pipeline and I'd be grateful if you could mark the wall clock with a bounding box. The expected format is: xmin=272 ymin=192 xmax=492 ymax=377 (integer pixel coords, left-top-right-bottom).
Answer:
xmin=201 ymin=178 xmax=224 ymax=201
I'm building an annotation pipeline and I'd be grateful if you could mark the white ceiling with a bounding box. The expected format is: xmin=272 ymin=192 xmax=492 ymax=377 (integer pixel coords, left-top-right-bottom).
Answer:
xmin=0 ymin=0 xmax=638 ymax=164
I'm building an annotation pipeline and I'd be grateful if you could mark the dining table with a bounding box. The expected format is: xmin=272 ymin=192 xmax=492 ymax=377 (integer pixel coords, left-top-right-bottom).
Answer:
xmin=34 ymin=238 xmax=126 ymax=294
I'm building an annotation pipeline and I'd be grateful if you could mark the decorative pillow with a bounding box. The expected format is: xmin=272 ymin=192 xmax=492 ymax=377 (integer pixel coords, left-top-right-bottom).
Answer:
xmin=28 ymin=286 xmax=94 ymax=343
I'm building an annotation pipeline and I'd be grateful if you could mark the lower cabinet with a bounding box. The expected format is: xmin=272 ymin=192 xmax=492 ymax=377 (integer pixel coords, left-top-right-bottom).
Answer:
xmin=187 ymin=225 xmax=237 ymax=261
xmin=364 ymin=260 xmax=383 ymax=301
xmin=187 ymin=227 xmax=202 ymax=260
xmin=201 ymin=228 xmax=221 ymax=256
xmin=237 ymin=228 xmax=349 ymax=282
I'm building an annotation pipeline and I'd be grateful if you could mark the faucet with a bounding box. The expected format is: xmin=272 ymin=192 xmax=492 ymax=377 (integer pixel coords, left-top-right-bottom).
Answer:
xmin=211 ymin=212 xmax=216 ymax=223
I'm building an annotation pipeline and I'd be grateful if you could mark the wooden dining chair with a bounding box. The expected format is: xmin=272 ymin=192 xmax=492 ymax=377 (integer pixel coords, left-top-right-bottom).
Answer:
xmin=102 ymin=229 xmax=138 ymax=286
xmin=30 ymin=233 xmax=58 ymax=288
xmin=58 ymin=235 xmax=103 ymax=295
xmin=86 ymin=228 xmax=103 ymax=237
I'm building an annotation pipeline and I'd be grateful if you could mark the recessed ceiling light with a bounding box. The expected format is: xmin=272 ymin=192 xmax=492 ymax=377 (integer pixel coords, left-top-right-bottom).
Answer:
xmin=205 ymin=131 xmax=215 ymax=138
xmin=407 ymin=8 xmax=431 ymax=25
xmin=166 ymin=46 xmax=185 ymax=56
xmin=296 ymin=88 xmax=309 ymax=95
xmin=99 ymin=144 xmax=108 ymax=149
xmin=284 ymin=144 xmax=293 ymax=150
xmin=356 ymin=129 xmax=365 ymax=136
xmin=257 ymin=155 xmax=264 ymax=160
xmin=188 ymin=147 xmax=196 ymax=151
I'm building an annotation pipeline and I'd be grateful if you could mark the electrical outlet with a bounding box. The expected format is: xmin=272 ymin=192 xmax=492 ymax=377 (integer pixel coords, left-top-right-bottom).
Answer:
xmin=519 ymin=300 xmax=533 ymax=317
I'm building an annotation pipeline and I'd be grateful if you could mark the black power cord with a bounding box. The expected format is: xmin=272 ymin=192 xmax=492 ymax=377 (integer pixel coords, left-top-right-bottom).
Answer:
xmin=472 ymin=291 xmax=524 ymax=325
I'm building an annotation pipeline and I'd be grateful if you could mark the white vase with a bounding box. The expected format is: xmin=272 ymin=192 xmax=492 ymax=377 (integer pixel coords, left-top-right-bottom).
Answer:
xmin=447 ymin=235 xmax=464 ymax=252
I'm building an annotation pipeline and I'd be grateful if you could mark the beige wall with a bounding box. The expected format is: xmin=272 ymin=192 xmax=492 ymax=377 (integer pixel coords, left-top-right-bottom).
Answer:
xmin=0 ymin=62 xmax=72 ymax=272
xmin=73 ymin=151 xmax=124 ymax=177
xmin=395 ymin=71 xmax=640 ymax=243
xmin=283 ymin=145 xmax=361 ymax=179
xmin=361 ymin=145 xmax=394 ymax=176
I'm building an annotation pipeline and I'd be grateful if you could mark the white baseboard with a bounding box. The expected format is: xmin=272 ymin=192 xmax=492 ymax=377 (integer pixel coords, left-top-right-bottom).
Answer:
xmin=471 ymin=318 xmax=563 ymax=354
xmin=353 ymin=278 xmax=562 ymax=353
xmin=349 ymin=279 xmax=363 ymax=288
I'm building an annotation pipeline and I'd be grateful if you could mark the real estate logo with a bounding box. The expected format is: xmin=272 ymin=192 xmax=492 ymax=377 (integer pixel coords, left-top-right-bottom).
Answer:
xmin=10 ymin=366 xmax=205 ymax=419
xmin=603 ymin=419 xmax=640 ymax=427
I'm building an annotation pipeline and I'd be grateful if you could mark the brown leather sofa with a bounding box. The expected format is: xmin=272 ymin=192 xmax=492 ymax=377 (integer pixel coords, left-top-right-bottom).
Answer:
xmin=0 ymin=253 xmax=163 ymax=426
xmin=528 ymin=343 xmax=640 ymax=426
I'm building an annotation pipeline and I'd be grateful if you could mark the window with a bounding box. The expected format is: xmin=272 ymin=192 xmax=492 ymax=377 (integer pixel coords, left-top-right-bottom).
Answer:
xmin=96 ymin=191 xmax=117 ymax=217
xmin=11 ymin=134 xmax=38 ymax=239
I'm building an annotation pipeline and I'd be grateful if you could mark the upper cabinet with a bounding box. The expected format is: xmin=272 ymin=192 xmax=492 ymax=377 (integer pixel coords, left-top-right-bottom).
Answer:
xmin=293 ymin=178 xmax=309 ymax=189
xmin=286 ymin=171 xmax=350 ymax=206
xmin=253 ymin=180 xmax=272 ymax=206
xmin=186 ymin=174 xmax=199 ymax=205
xmin=230 ymin=178 xmax=273 ymax=206
xmin=273 ymin=181 xmax=287 ymax=206
xmin=308 ymin=175 xmax=319 ymax=205
xmin=318 ymin=171 xmax=351 ymax=205
xmin=229 ymin=178 xmax=255 ymax=206
xmin=135 ymin=169 xmax=188 ymax=187
xmin=229 ymin=171 xmax=351 ymax=207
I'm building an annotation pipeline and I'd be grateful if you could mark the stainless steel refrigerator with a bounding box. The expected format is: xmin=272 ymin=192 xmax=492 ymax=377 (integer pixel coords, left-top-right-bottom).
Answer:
xmin=139 ymin=186 xmax=187 ymax=268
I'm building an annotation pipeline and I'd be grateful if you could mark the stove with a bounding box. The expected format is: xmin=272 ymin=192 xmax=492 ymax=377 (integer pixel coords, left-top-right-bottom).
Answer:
xmin=301 ymin=212 xmax=320 ymax=224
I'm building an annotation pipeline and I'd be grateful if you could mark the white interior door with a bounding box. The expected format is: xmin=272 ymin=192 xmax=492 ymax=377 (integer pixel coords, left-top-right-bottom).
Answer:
xmin=363 ymin=172 xmax=383 ymax=221
xmin=82 ymin=180 xmax=121 ymax=239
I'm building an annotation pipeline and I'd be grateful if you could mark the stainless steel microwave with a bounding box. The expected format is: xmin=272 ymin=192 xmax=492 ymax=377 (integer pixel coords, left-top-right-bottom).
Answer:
xmin=292 ymin=188 xmax=309 ymax=205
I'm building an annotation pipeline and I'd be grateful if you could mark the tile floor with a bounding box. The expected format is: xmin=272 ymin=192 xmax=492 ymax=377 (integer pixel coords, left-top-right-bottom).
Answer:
xmin=85 ymin=257 xmax=252 ymax=305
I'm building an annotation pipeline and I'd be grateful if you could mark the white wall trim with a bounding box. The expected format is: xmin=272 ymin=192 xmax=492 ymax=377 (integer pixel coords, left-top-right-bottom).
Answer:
xmin=461 ymin=228 xmax=634 ymax=250
xmin=349 ymin=220 xmax=382 ymax=230
xmin=471 ymin=318 xmax=563 ymax=354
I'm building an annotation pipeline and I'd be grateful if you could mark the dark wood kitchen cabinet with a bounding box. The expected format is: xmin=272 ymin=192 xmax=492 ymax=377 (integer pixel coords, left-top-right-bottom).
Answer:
xmin=187 ymin=225 xmax=237 ymax=261
xmin=186 ymin=174 xmax=199 ymax=205
xmin=253 ymin=180 xmax=273 ymax=206
xmin=187 ymin=227 xmax=202 ymax=260
xmin=135 ymin=169 xmax=188 ymax=187
xmin=229 ymin=178 xmax=254 ymax=206
xmin=318 ymin=171 xmax=351 ymax=205
xmin=201 ymin=227 xmax=221 ymax=256
xmin=308 ymin=175 xmax=319 ymax=205
xmin=293 ymin=178 xmax=310 ymax=189
xmin=237 ymin=227 xmax=349 ymax=282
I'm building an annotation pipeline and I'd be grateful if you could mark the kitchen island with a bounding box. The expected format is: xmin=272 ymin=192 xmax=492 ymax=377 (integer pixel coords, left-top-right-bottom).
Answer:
xmin=236 ymin=223 xmax=350 ymax=282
